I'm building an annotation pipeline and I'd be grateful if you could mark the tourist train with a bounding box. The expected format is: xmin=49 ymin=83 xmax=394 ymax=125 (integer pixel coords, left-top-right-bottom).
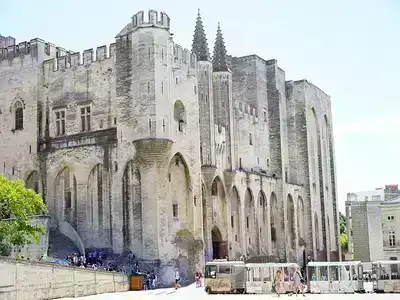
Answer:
xmin=204 ymin=259 xmax=400 ymax=294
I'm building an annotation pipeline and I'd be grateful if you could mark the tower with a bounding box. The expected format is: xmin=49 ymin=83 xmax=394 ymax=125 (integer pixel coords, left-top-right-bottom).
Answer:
xmin=192 ymin=9 xmax=215 ymax=166
xmin=212 ymin=23 xmax=234 ymax=170
xmin=114 ymin=10 xmax=200 ymax=262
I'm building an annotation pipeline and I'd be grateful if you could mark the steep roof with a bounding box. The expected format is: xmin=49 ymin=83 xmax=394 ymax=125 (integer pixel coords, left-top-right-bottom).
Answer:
xmin=212 ymin=22 xmax=229 ymax=72
xmin=191 ymin=9 xmax=210 ymax=61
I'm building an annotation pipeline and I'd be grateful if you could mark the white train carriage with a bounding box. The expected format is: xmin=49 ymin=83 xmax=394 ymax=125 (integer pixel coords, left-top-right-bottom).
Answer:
xmin=245 ymin=262 xmax=300 ymax=294
xmin=307 ymin=261 xmax=364 ymax=294
xmin=372 ymin=260 xmax=400 ymax=293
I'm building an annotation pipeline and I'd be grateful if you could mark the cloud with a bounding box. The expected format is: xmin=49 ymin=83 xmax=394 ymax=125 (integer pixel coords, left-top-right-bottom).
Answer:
xmin=334 ymin=115 xmax=400 ymax=138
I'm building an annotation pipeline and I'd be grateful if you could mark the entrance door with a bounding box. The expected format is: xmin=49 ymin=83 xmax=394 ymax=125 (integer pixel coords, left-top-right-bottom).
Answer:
xmin=212 ymin=226 xmax=223 ymax=259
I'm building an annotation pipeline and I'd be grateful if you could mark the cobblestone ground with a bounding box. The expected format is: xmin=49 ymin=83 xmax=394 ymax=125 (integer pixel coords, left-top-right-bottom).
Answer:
xmin=61 ymin=283 xmax=400 ymax=300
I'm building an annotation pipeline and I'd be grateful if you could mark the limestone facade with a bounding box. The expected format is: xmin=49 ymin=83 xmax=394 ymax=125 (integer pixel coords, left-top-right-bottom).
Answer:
xmin=0 ymin=9 xmax=340 ymax=272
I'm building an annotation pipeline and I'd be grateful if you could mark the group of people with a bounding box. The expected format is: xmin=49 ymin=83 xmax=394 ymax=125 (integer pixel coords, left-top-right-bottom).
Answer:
xmin=274 ymin=268 xmax=306 ymax=297
xmin=142 ymin=270 xmax=158 ymax=290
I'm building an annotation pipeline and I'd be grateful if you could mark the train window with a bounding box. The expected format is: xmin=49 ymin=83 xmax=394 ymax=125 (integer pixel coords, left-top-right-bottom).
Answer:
xmin=205 ymin=265 xmax=217 ymax=278
xmin=219 ymin=266 xmax=231 ymax=274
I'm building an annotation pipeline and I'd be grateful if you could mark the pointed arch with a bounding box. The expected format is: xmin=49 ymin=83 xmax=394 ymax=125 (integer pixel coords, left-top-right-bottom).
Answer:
xmin=122 ymin=160 xmax=142 ymax=254
xmin=167 ymin=153 xmax=192 ymax=231
xmin=14 ymin=100 xmax=24 ymax=130
xmin=258 ymin=190 xmax=267 ymax=254
xmin=87 ymin=163 xmax=109 ymax=243
xmin=270 ymin=192 xmax=278 ymax=243
xmin=54 ymin=166 xmax=77 ymax=229
xmin=231 ymin=186 xmax=241 ymax=251
xmin=174 ymin=100 xmax=186 ymax=132
xmin=314 ymin=212 xmax=320 ymax=252
xmin=25 ymin=170 xmax=39 ymax=194
xmin=245 ymin=188 xmax=258 ymax=254
xmin=297 ymin=196 xmax=305 ymax=243
xmin=287 ymin=194 xmax=295 ymax=248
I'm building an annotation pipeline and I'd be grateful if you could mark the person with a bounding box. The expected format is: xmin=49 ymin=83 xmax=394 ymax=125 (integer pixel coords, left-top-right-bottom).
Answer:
xmin=275 ymin=269 xmax=284 ymax=297
xmin=174 ymin=268 xmax=181 ymax=289
xmin=150 ymin=270 xmax=157 ymax=289
xmin=195 ymin=270 xmax=201 ymax=287
xmin=293 ymin=267 xmax=306 ymax=296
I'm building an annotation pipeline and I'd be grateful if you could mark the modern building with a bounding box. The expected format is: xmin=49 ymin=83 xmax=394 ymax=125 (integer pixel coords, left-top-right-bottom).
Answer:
xmin=346 ymin=185 xmax=400 ymax=267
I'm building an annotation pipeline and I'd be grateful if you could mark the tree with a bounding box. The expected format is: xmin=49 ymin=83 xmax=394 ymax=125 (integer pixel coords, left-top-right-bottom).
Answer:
xmin=339 ymin=212 xmax=348 ymax=251
xmin=0 ymin=175 xmax=47 ymax=255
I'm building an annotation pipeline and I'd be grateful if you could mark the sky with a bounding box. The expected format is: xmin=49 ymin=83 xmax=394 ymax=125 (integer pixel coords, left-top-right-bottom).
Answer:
xmin=1 ymin=0 xmax=399 ymax=212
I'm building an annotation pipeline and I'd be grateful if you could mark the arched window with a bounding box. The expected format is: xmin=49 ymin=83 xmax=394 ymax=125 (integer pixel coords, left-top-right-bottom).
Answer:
xmin=14 ymin=101 xmax=24 ymax=130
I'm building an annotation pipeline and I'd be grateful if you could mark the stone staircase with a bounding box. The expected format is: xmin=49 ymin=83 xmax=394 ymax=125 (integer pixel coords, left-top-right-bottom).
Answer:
xmin=48 ymin=228 xmax=80 ymax=259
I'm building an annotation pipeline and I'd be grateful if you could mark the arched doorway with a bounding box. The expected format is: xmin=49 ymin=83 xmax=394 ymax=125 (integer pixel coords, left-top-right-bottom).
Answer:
xmin=212 ymin=226 xmax=223 ymax=259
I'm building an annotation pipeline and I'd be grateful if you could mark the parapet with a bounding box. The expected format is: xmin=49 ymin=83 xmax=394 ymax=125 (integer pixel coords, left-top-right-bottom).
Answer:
xmin=43 ymin=43 xmax=116 ymax=74
xmin=172 ymin=42 xmax=197 ymax=73
xmin=131 ymin=10 xmax=170 ymax=31
xmin=0 ymin=38 xmax=75 ymax=68
xmin=234 ymin=101 xmax=259 ymax=123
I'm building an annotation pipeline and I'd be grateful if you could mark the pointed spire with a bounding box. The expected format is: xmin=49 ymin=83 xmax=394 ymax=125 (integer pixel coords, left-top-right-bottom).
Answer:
xmin=212 ymin=22 xmax=228 ymax=72
xmin=191 ymin=9 xmax=210 ymax=61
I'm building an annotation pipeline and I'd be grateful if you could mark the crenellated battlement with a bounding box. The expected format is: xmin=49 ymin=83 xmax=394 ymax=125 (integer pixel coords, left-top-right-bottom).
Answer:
xmin=0 ymin=38 xmax=75 ymax=68
xmin=234 ymin=101 xmax=259 ymax=123
xmin=131 ymin=10 xmax=170 ymax=31
xmin=172 ymin=43 xmax=197 ymax=71
xmin=42 ymin=43 xmax=116 ymax=74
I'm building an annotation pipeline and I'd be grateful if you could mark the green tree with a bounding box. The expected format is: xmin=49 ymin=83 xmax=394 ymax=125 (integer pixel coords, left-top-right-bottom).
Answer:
xmin=339 ymin=212 xmax=346 ymax=235
xmin=339 ymin=212 xmax=348 ymax=251
xmin=0 ymin=175 xmax=47 ymax=255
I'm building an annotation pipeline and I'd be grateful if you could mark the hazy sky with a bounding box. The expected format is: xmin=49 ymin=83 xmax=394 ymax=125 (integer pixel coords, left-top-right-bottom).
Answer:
xmin=1 ymin=0 xmax=399 ymax=211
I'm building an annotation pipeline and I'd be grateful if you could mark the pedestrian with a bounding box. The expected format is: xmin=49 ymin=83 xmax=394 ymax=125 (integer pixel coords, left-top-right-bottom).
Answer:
xmin=174 ymin=268 xmax=181 ymax=289
xmin=275 ymin=269 xmax=284 ymax=297
xmin=293 ymin=267 xmax=306 ymax=296
xmin=151 ymin=270 xmax=157 ymax=289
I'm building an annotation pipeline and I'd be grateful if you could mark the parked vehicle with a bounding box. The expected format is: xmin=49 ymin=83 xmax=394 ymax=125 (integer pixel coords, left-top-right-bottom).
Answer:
xmin=372 ymin=260 xmax=400 ymax=293
xmin=245 ymin=262 xmax=300 ymax=294
xmin=204 ymin=260 xmax=246 ymax=294
xmin=307 ymin=261 xmax=364 ymax=294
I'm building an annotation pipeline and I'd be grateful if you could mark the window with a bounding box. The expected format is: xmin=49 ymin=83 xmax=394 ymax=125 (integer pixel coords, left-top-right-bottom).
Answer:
xmin=14 ymin=101 xmax=24 ymax=130
xmin=231 ymin=215 xmax=234 ymax=228
xmin=172 ymin=204 xmax=178 ymax=218
xmin=388 ymin=215 xmax=395 ymax=221
xmin=246 ymin=216 xmax=249 ymax=228
xmin=194 ymin=86 xmax=197 ymax=94
xmin=80 ymin=106 xmax=91 ymax=132
xmin=55 ymin=110 xmax=66 ymax=136
xmin=178 ymin=120 xmax=184 ymax=132
xmin=161 ymin=82 xmax=164 ymax=94
xmin=389 ymin=231 xmax=396 ymax=247
xmin=364 ymin=196 xmax=368 ymax=201
xmin=249 ymin=133 xmax=253 ymax=145
xmin=162 ymin=119 xmax=166 ymax=132
xmin=263 ymin=110 xmax=267 ymax=122
xmin=194 ymin=196 xmax=197 ymax=206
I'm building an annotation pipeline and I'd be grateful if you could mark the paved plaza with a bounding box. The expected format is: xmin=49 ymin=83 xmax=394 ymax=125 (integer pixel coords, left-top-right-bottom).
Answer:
xmin=61 ymin=283 xmax=399 ymax=300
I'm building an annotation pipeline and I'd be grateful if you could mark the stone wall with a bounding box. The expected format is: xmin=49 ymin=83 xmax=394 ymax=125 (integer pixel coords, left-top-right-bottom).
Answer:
xmin=0 ymin=259 xmax=129 ymax=300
